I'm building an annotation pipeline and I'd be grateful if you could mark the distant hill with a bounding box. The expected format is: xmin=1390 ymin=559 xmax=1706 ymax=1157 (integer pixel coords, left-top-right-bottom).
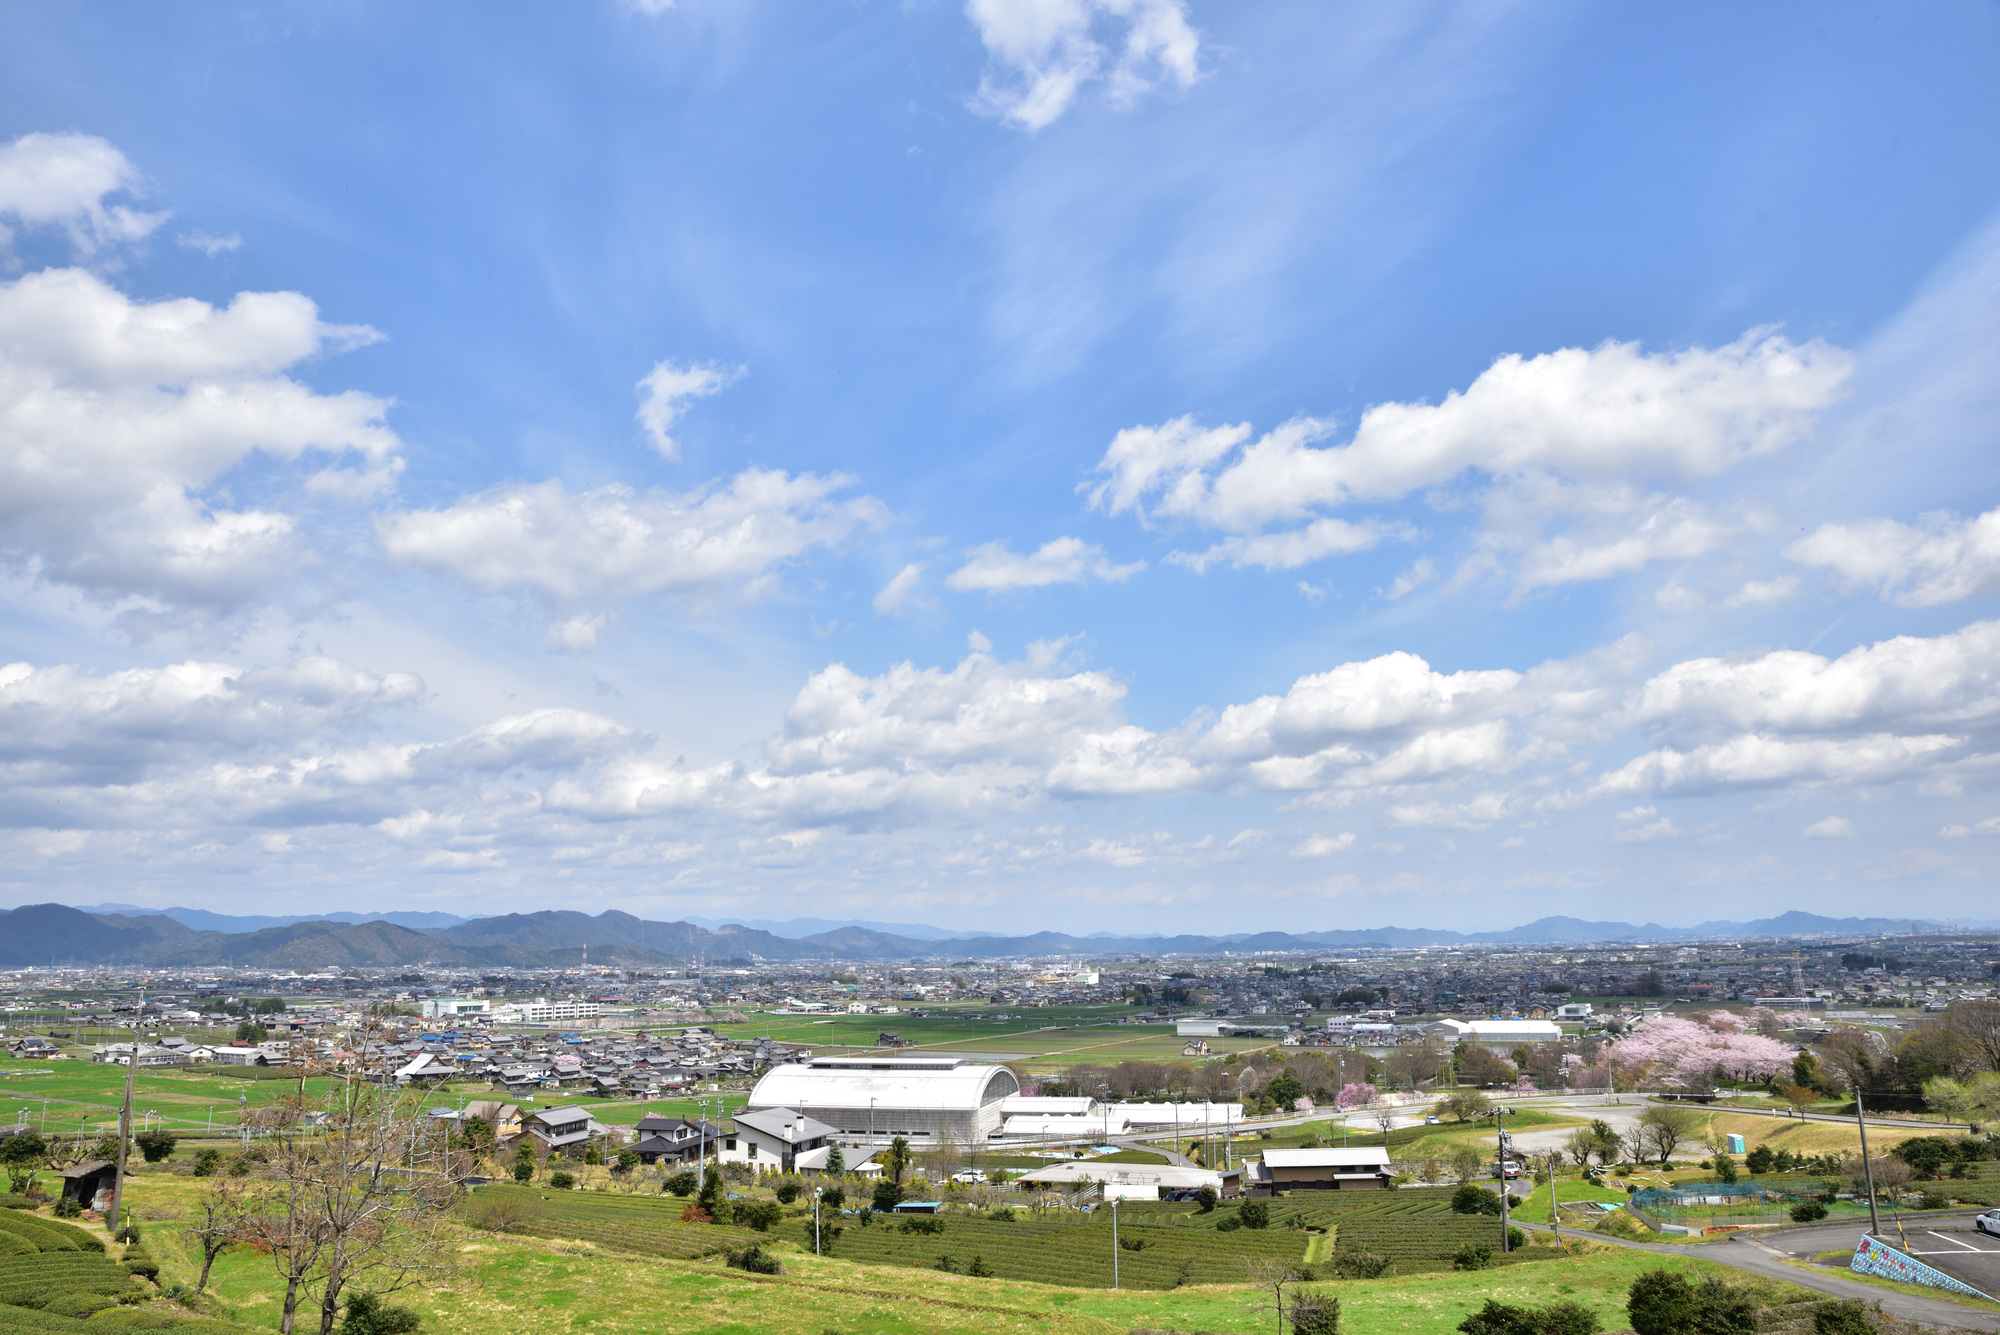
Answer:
xmin=6 ymin=902 xmax=1987 ymax=968
xmin=69 ymin=904 xmax=483 ymax=933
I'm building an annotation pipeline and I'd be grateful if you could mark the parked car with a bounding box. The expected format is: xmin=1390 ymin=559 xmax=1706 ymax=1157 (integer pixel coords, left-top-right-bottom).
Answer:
xmin=950 ymin=1169 xmax=988 ymax=1184
xmin=1492 ymin=1162 xmax=1523 ymax=1179
xmin=1978 ymin=1209 xmax=2000 ymax=1238
xmin=1423 ymin=1115 xmax=1441 ymax=1125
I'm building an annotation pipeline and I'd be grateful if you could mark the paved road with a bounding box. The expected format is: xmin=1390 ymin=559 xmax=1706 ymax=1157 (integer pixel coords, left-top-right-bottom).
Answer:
xmin=1514 ymin=1215 xmax=2000 ymax=1333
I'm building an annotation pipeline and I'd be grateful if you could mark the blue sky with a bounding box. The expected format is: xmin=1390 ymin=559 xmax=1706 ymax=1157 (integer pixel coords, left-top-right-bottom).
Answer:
xmin=1 ymin=1 xmax=1997 ymax=933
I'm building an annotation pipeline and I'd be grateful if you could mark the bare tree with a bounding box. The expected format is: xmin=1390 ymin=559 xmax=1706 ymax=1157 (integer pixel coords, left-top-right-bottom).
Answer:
xmin=182 ymin=1180 xmax=249 ymax=1297
xmin=1636 ymin=1105 xmax=1698 ymax=1165
xmin=238 ymin=1035 xmax=467 ymax=1335
xmin=1243 ymin=1257 xmax=1299 ymax=1335
xmin=1565 ymin=1129 xmax=1596 ymax=1168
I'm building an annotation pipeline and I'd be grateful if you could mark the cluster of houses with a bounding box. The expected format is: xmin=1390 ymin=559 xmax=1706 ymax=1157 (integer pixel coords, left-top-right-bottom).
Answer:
xmin=389 ymin=1027 xmax=808 ymax=1097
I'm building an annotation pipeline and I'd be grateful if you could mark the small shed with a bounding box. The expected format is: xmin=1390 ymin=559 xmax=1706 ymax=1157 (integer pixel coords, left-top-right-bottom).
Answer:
xmin=58 ymin=1160 xmax=118 ymax=1211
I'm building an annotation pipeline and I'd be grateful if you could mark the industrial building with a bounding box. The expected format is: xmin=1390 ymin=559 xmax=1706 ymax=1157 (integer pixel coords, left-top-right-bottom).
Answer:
xmin=1245 ymin=1147 xmax=1393 ymax=1194
xmin=1425 ymin=1018 xmax=1562 ymax=1047
xmin=744 ymin=1054 xmax=1020 ymax=1144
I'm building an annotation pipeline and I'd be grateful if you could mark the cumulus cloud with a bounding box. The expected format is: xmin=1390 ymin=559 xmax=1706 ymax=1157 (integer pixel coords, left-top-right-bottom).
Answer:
xmin=177 ymin=231 xmax=242 ymax=257
xmin=0 ymin=132 xmax=166 ymax=257
xmin=965 ymin=0 xmax=1201 ymax=132
xmin=1291 ymin=832 xmax=1355 ymax=858
xmin=1167 ymin=517 xmax=1409 ymax=573
xmin=635 ymin=358 xmax=742 ymax=460
xmin=1724 ymin=575 xmax=1799 ymax=608
xmin=1087 ymin=333 xmax=1851 ymax=585
xmin=869 ymin=562 xmax=924 ymax=617
xmin=378 ymin=469 xmax=887 ymax=629
xmin=1614 ymin=806 xmax=1678 ymax=842
xmin=0 ymin=267 xmax=396 ymax=615
xmin=1788 ymin=505 xmax=2000 ymax=606
xmin=1802 ymin=815 xmax=1856 ymax=839
xmin=944 ymin=536 xmax=1143 ymax=592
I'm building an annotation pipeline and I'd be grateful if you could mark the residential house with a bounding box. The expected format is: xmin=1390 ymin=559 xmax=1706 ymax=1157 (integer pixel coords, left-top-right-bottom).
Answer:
xmin=718 ymin=1108 xmax=839 ymax=1174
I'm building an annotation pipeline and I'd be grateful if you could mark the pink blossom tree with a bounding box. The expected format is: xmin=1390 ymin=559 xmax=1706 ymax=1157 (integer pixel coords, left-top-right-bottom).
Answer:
xmin=1335 ymin=1082 xmax=1377 ymax=1110
xmin=1608 ymin=1015 xmax=1794 ymax=1091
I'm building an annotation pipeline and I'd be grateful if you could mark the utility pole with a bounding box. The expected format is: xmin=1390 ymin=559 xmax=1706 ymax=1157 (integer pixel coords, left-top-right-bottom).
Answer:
xmin=1494 ymin=1108 xmax=1512 ymax=1253
xmin=813 ymin=1186 xmax=822 ymax=1256
xmin=1111 ymin=1195 xmax=1119 ymax=1289
xmin=109 ymin=992 xmax=141 ymax=1233
xmin=1855 ymin=1087 xmax=1881 ymax=1238
xmin=1546 ymin=1154 xmax=1562 ymax=1252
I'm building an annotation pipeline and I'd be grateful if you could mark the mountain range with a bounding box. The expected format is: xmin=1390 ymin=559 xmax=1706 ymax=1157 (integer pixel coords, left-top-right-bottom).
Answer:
xmin=1 ymin=903 xmax=1991 ymax=971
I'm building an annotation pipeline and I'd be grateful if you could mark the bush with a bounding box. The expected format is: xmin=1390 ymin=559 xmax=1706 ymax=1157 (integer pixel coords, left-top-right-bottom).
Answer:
xmin=899 ymin=1215 xmax=944 ymax=1235
xmin=342 ymin=1291 xmax=422 ymax=1335
xmin=1711 ymin=1155 xmax=1739 ymax=1185
xmin=46 ymin=1293 xmax=124 ymax=1318
xmin=1507 ymin=1226 xmax=1525 ymax=1252
xmin=131 ymin=1130 xmax=177 ymax=1165
xmin=1694 ymin=1276 xmax=1757 ymax=1335
xmin=1216 ymin=1215 xmax=1242 ymax=1232
xmin=1917 ymin=1192 xmax=1949 ymax=1211
xmin=547 ymin=1171 xmax=575 ymax=1190
xmin=1457 ymin=1299 xmax=1536 ymax=1335
xmin=872 ymin=1180 xmax=904 ymax=1212
xmin=1238 ymin=1201 xmax=1271 ymax=1230
xmin=821 ymin=1186 xmax=845 ymax=1211
xmin=512 ymin=1157 xmax=534 ymax=1184
xmin=1452 ymin=1243 xmax=1493 ymax=1271
xmin=773 ymin=1180 xmax=800 ymax=1205
xmin=460 ymin=1190 xmax=546 ymax=1234
xmin=1790 ymin=1200 xmax=1829 ymax=1223
xmin=582 ymin=1147 xmax=601 ymax=1166
xmin=1195 ymin=1184 xmax=1218 ymax=1213
xmin=1452 ymin=1183 xmax=1502 ymax=1216
xmin=985 ymin=1205 xmax=1011 ymax=1221
xmin=1628 ymin=1270 xmax=1698 ymax=1335
xmin=1745 ymin=1146 xmax=1776 ymax=1175
xmin=1539 ymin=1301 xmax=1602 ymax=1335
xmin=1118 ymin=1235 xmax=1147 ymax=1251
xmin=737 ymin=1201 xmax=783 ymax=1232
xmin=52 ymin=1197 xmax=82 ymax=1219
xmin=113 ymin=1222 xmax=142 ymax=1246
xmin=1334 ymin=1250 xmax=1392 ymax=1279
xmin=725 ymin=1244 xmax=783 ymax=1275
xmin=191 ymin=1148 xmax=223 ymax=1178
xmin=968 ymin=1254 xmax=993 ymax=1277
xmin=934 ymin=1253 xmax=959 ymax=1272
xmin=663 ymin=1170 xmax=697 ymax=1197
xmin=122 ymin=1253 xmax=160 ymax=1283
xmin=1290 ymin=1289 xmax=1340 ymax=1335
xmin=614 ymin=1150 xmax=639 ymax=1173
xmin=1812 ymin=1302 xmax=1877 ymax=1335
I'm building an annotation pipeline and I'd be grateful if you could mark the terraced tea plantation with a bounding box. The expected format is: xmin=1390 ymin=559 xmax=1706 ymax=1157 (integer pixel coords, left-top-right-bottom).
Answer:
xmin=777 ymin=1208 xmax=1309 ymax=1288
xmin=465 ymin=1185 xmax=767 ymax=1259
xmin=0 ymin=1204 xmax=265 ymax=1335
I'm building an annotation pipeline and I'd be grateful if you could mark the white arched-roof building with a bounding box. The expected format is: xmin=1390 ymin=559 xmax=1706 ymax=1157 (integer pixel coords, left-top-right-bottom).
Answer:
xmin=745 ymin=1056 xmax=1020 ymax=1145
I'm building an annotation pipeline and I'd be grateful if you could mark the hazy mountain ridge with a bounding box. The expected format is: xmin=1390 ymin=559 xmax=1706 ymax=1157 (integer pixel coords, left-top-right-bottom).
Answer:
xmin=3 ymin=903 xmax=1989 ymax=970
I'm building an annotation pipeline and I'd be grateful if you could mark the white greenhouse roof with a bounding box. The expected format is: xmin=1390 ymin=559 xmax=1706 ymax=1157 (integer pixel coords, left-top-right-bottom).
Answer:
xmin=747 ymin=1058 xmax=1018 ymax=1113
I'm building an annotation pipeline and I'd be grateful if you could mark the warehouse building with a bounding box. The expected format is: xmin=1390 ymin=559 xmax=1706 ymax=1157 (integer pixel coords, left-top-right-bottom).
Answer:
xmin=744 ymin=1054 xmax=1020 ymax=1144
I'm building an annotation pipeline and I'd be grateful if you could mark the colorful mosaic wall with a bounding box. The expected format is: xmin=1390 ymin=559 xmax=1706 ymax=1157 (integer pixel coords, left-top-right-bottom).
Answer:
xmin=1850 ymin=1234 xmax=1995 ymax=1300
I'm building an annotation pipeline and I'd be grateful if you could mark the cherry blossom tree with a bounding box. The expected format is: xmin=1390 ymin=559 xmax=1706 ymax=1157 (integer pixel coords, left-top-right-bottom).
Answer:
xmin=1335 ymin=1082 xmax=1378 ymax=1110
xmin=1608 ymin=1015 xmax=1795 ymax=1092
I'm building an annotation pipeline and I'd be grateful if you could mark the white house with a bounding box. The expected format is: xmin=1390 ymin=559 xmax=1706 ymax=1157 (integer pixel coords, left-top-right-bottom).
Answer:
xmin=719 ymin=1108 xmax=841 ymax=1173
xmin=1555 ymin=1003 xmax=1594 ymax=1020
xmin=421 ymin=998 xmax=490 ymax=1020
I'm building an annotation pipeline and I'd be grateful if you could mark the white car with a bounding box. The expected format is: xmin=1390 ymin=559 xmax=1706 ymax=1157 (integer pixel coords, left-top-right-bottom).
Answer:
xmin=950 ymin=1169 xmax=988 ymax=1185
xmin=1977 ymin=1209 xmax=2000 ymax=1238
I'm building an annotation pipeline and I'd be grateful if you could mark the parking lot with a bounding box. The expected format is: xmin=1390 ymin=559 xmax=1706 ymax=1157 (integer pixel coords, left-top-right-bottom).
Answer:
xmin=1758 ymin=1213 xmax=2000 ymax=1298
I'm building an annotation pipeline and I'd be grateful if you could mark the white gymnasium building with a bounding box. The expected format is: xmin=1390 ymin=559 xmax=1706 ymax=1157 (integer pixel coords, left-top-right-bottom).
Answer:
xmin=744 ymin=1055 xmax=1020 ymax=1145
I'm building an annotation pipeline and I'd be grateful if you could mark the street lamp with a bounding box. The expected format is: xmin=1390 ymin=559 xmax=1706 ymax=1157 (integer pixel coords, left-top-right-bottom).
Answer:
xmin=1110 ymin=1195 xmax=1120 ymax=1289
xmin=813 ymin=1186 xmax=822 ymax=1256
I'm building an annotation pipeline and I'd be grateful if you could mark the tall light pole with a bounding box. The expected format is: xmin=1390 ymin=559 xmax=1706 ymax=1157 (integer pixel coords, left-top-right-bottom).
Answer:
xmin=109 ymin=992 xmax=142 ymax=1233
xmin=813 ymin=1186 xmax=822 ymax=1256
xmin=1110 ymin=1195 xmax=1119 ymax=1289
xmin=1493 ymin=1108 xmax=1512 ymax=1254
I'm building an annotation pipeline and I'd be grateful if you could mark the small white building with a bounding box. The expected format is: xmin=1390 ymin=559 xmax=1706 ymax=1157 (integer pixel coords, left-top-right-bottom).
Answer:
xmin=720 ymin=1108 xmax=841 ymax=1174
xmin=421 ymin=998 xmax=490 ymax=1020
xmin=1426 ymin=1018 xmax=1562 ymax=1047
xmin=1014 ymin=1160 xmax=1227 ymax=1200
xmin=1555 ymin=1002 xmax=1594 ymax=1020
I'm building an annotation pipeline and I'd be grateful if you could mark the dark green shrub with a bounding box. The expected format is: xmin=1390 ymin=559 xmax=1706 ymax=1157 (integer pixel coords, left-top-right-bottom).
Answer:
xmin=1195 ymin=1184 xmax=1218 ymax=1212
xmin=1812 ymin=1302 xmax=1877 ymax=1335
xmin=122 ymin=1252 xmax=159 ymax=1283
xmin=1452 ymin=1183 xmax=1502 ymax=1215
xmin=773 ymin=1180 xmax=800 ymax=1205
xmin=112 ymin=1223 xmax=141 ymax=1246
xmin=1507 ymin=1226 xmax=1525 ymax=1252
xmin=1290 ymin=1289 xmax=1340 ymax=1335
xmin=1457 ymin=1299 xmax=1534 ymax=1335
xmin=1790 ymin=1200 xmax=1828 ymax=1223
xmin=614 ymin=1150 xmax=639 ymax=1173
xmin=737 ymin=1201 xmax=783 ymax=1231
xmin=191 ymin=1149 xmax=223 ymax=1177
xmin=898 ymin=1215 xmax=944 ymax=1235
xmin=821 ymin=1186 xmax=845 ymax=1211
xmin=1537 ymin=1300 xmax=1602 ymax=1335
xmin=1711 ymin=1155 xmax=1739 ymax=1185
xmin=342 ymin=1291 xmax=422 ymax=1335
xmin=872 ymin=1180 xmax=903 ymax=1212
xmin=1694 ymin=1276 xmax=1757 ymax=1335
xmin=1453 ymin=1243 xmax=1493 ymax=1271
xmin=968 ymin=1254 xmax=993 ymax=1277
xmin=1216 ymin=1214 xmax=1242 ymax=1232
xmin=582 ymin=1147 xmax=601 ymax=1166
xmin=663 ymin=1170 xmax=696 ymax=1197
xmin=1628 ymin=1269 xmax=1698 ymax=1335
xmin=547 ymin=1171 xmax=575 ymax=1190
xmin=1118 ymin=1235 xmax=1147 ymax=1250
xmin=1238 ymin=1200 xmax=1271 ymax=1229
xmin=725 ymin=1244 xmax=783 ymax=1275
xmin=52 ymin=1197 xmax=82 ymax=1219
xmin=934 ymin=1253 xmax=959 ymax=1272
xmin=132 ymin=1131 xmax=177 ymax=1164
xmin=1917 ymin=1192 xmax=1949 ymax=1211
xmin=1744 ymin=1145 xmax=1775 ymax=1175
xmin=1334 ymin=1250 xmax=1391 ymax=1279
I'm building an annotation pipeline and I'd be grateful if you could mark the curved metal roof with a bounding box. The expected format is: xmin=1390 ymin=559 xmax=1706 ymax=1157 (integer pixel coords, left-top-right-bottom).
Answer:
xmin=747 ymin=1059 xmax=1018 ymax=1113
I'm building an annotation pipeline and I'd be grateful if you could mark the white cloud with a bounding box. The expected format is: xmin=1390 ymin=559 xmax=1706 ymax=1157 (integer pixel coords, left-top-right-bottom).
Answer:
xmin=1613 ymin=806 xmax=1678 ymax=842
xmin=1167 ymin=517 xmax=1408 ymax=573
xmin=1939 ymin=817 xmax=2000 ymax=838
xmin=618 ymin=0 xmax=676 ymax=13
xmin=177 ymin=231 xmax=242 ymax=257
xmin=944 ymin=536 xmax=1143 ymax=592
xmin=0 ymin=132 xmax=166 ymax=257
xmin=1723 ymin=575 xmax=1799 ymax=608
xmin=1788 ymin=505 xmax=2000 ymax=606
xmin=378 ymin=469 xmax=886 ymax=626
xmin=1384 ymin=557 xmax=1435 ymax=600
xmin=1802 ymin=815 xmax=1855 ymax=839
xmin=965 ymin=0 xmax=1201 ymax=132
xmin=1086 ymin=333 xmax=1850 ymax=586
xmin=634 ymin=359 xmax=742 ymax=460
xmin=1291 ymin=832 xmax=1355 ymax=858
xmin=873 ymin=562 xmax=928 ymax=616
xmin=0 ymin=266 xmax=396 ymax=615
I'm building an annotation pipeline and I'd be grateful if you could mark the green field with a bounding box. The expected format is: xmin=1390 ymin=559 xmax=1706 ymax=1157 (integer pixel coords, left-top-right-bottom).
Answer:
xmin=80 ymin=1173 xmax=1834 ymax=1335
